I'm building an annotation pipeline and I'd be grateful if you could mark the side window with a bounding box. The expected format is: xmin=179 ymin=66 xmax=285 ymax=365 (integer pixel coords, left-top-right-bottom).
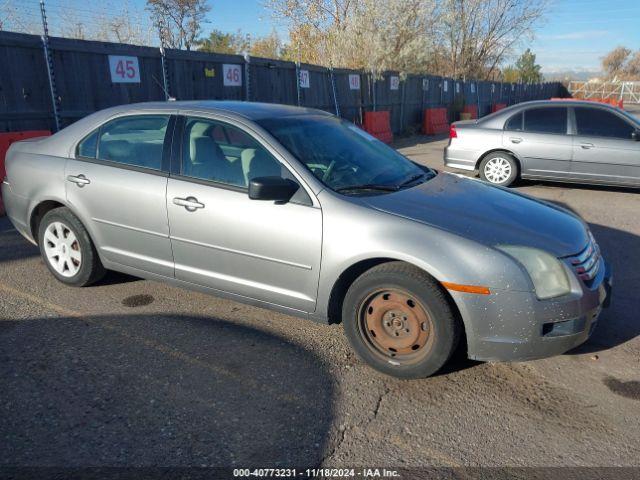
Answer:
xmin=504 ymin=112 xmax=523 ymax=131
xmin=574 ymin=107 xmax=635 ymax=139
xmin=77 ymin=130 xmax=99 ymax=158
xmin=524 ymin=107 xmax=567 ymax=134
xmin=96 ymin=115 xmax=169 ymax=170
xmin=182 ymin=117 xmax=282 ymax=188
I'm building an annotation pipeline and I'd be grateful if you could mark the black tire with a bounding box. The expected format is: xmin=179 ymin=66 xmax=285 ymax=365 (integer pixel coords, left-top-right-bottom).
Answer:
xmin=342 ymin=262 xmax=461 ymax=379
xmin=479 ymin=152 xmax=519 ymax=187
xmin=38 ymin=207 xmax=106 ymax=287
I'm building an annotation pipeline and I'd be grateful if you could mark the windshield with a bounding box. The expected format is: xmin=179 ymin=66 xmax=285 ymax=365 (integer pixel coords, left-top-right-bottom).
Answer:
xmin=257 ymin=115 xmax=434 ymax=194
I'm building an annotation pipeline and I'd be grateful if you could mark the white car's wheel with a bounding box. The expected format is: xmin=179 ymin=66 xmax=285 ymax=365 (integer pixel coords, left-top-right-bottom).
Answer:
xmin=479 ymin=153 xmax=518 ymax=186
xmin=38 ymin=207 xmax=105 ymax=286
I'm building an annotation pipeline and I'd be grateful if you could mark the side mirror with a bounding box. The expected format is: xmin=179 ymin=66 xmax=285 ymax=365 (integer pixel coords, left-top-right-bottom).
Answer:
xmin=632 ymin=130 xmax=640 ymax=141
xmin=248 ymin=176 xmax=299 ymax=202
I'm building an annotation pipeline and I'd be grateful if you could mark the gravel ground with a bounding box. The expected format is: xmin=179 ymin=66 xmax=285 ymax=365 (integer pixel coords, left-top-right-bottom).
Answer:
xmin=1 ymin=108 xmax=639 ymax=475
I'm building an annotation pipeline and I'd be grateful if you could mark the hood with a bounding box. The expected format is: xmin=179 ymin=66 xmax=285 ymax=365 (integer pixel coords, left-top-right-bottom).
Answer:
xmin=362 ymin=172 xmax=589 ymax=257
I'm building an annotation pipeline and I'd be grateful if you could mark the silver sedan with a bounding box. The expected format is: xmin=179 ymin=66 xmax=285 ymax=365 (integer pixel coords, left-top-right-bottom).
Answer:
xmin=445 ymin=100 xmax=640 ymax=187
xmin=2 ymin=101 xmax=612 ymax=378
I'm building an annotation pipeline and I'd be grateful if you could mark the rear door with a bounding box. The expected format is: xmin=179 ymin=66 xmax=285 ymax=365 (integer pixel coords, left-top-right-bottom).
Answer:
xmin=502 ymin=106 xmax=573 ymax=179
xmin=65 ymin=113 xmax=175 ymax=277
xmin=570 ymin=106 xmax=640 ymax=186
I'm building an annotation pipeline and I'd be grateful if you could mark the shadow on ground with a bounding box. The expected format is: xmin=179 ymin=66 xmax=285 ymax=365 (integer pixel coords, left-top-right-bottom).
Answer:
xmin=0 ymin=314 xmax=335 ymax=467
xmin=392 ymin=133 xmax=449 ymax=149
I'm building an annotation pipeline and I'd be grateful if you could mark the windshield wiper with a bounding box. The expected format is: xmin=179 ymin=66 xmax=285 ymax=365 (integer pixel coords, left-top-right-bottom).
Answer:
xmin=335 ymin=183 xmax=400 ymax=193
xmin=397 ymin=173 xmax=427 ymax=188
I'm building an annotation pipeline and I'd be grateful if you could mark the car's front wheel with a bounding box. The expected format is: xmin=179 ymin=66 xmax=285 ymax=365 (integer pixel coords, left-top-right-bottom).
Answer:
xmin=342 ymin=262 xmax=461 ymax=379
xmin=38 ymin=207 xmax=106 ymax=287
xmin=479 ymin=152 xmax=518 ymax=186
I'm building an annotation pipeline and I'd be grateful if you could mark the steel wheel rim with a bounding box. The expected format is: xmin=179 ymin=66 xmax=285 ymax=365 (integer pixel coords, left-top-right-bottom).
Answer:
xmin=43 ymin=221 xmax=82 ymax=277
xmin=484 ymin=157 xmax=512 ymax=184
xmin=358 ymin=289 xmax=434 ymax=364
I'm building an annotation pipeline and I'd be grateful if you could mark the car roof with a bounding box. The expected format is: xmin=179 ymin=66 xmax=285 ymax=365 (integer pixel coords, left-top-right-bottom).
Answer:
xmin=476 ymin=99 xmax=624 ymax=128
xmin=108 ymin=100 xmax=333 ymax=121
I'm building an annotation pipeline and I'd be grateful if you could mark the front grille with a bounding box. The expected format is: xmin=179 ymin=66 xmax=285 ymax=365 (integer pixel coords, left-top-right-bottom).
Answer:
xmin=566 ymin=232 xmax=600 ymax=284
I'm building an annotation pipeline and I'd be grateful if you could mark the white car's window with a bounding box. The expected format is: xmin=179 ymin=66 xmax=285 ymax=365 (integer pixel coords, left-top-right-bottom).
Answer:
xmin=504 ymin=112 xmax=523 ymax=131
xmin=181 ymin=117 xmax=282 ymax=188
xmin=77 ymin=130 xmax=99 ymax=158
xmin=575 ymin=107 xmax=636 ymax=140
xmin=94 ymin=115 xmax=169 ymax=171
xmin=524 ymin=107 xmax=567 ymax=135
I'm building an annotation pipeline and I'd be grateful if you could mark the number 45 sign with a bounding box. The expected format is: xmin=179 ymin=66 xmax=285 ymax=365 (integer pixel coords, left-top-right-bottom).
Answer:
xmin=108 ymin=55 xmax=140 ymax=83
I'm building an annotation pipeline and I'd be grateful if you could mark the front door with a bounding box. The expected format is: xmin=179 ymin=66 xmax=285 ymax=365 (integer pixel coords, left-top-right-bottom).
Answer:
xmin=571 ymin=106 xmax=640 ymax=186
xmin=66 ymin=114 xmax=175 ymax=277
xmin=166 ymin=116 xmax=322 ymax=313
xmin=502 ymin=106 xmax=573 ymax=178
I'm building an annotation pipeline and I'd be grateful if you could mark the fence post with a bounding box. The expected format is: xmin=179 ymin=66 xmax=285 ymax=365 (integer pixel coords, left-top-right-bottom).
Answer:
xmin=372 ymin=70 xmax=377 ymax=111
xmin=295 ymin=62 xmax=301 ymax=106
xmin=39 ymin=0 xmax=60 ymax=132
xmin=329 ymin=67 xmax=340 ymax=116
xmin=159 ymin=47 xmax=170 ymax=100
xmin=244 ymin=53 xmax=251 ymax=101
xmin=475 ymin=82 xmax=480 ymax=118
xmin=400 ymin=79 xmax=407 ymax=132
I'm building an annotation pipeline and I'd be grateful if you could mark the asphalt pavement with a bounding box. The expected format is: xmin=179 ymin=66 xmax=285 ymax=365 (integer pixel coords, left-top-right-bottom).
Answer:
xmin=1 ymin=109 xmax=639 ymax=473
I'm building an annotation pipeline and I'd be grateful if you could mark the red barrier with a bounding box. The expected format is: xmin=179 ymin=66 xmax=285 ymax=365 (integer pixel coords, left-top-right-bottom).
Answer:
xmin=422 ymin=108 xmax=449 ymax=135
xmin=551 ymin=97 xmax=624 ymax=109
xmin=462 ymin=105 xmax=478 ymax=119
xmin=0 ymin=130 xmax=51 ymax=216
xmin=363 ymin=111 xmax=393 ymax=143
xmin=491 ymin=103 xmax=507 ymax=113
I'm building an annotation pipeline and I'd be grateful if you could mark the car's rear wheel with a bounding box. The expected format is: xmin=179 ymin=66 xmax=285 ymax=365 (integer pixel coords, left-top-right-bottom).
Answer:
xmin=479 ymin=152 xmax=518 ymax=186
xmin=38 ymin=207 xmax=105 ymax=287
xmin=342 ymin=262 xmax=461 ymax=379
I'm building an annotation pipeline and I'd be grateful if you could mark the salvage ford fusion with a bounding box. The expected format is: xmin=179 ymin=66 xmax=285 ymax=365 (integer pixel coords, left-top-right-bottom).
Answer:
xmin=1 ymin=101 xmax=612 ymax=378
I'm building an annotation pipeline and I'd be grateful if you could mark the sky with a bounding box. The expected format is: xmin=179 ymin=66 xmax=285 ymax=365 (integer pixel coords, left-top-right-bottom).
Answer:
xmin=530 ymin=0 xmax=640 ymax=75
xmin=9 ymin=0 xmax=640 ymax=76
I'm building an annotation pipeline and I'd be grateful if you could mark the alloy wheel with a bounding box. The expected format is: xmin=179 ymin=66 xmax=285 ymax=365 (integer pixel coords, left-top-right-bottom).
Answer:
xmin=483 ymin=157 xmax=512 ymax=184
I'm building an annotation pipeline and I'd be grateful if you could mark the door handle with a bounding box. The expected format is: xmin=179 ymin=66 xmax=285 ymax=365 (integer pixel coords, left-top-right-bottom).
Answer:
xmin=509 ymin=137 xmax=523 ymax=144
xmin=580 ymin=143 xmax=595 ymax=149
xmin=67 ymin=174 xmax=91 ymax=187
xmin=173 ymin=196 xmax=205 ymax=212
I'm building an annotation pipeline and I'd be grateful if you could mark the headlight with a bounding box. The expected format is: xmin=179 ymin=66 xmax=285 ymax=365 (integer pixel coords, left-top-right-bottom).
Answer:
xmin=496 ymin=245 xmax=571 ymax=300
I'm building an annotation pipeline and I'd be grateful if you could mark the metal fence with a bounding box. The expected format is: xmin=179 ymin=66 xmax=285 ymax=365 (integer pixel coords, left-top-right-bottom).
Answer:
xmin=568 ymin=81 xmax=640 ymax=104
xmin=0 ymin=30 xmax=567 ymax=134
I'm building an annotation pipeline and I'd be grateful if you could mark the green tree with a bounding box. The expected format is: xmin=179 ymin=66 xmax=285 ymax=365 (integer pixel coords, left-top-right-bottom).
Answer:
xmin=197 ymin=29 xmax=250 ymax=54
xmin=515 ymin=49 xmax=543 ymax=83
xmin=502 ymin=65 xmax=519 ymax=82
xmin=146 ymin=0 xmax=211 ymax=50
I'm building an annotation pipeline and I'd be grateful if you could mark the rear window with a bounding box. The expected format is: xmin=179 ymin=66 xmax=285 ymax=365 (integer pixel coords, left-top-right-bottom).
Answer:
xmin=524 ymin=107 xmax=567 ymax=134
xmin=504 ymin=112 xmax=523 ymax=131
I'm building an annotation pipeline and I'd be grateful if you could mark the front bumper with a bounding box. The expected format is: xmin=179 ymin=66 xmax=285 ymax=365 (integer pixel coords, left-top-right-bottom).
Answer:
xmin=455 ymin=258 xmax=612 ymax=362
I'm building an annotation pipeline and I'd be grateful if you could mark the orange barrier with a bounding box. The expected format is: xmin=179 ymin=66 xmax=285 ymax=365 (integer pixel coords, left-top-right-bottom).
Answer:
xmin=491 ymin=103 xmax=507 ymax=113
xmin=422 ymin=108 xmax=449 ymax=135
xmin=0 ymin=130 xmax=51 ymax=216
xmin=363 ymin=111 xmax=393 ymax=143
xmin=462 ymin=105 xmax=478 ymax=119
xmin=551 ymin=97 xmax=624 ymax=109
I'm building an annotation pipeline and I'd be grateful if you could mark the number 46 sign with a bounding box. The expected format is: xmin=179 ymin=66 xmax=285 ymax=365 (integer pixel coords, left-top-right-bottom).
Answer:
xmin=223 ymin=64 xmax=242 ymax=86
xmin=108 ymin=55 xmax=140 ymax=83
